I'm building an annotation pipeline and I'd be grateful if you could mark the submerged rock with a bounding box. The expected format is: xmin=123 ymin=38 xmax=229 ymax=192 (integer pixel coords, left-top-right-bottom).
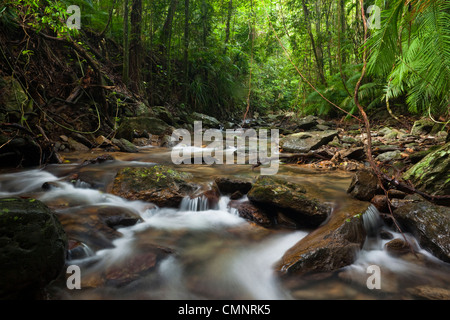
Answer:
xmin=110 ymin=166 xmax=198 ymax=208
xmin=247 ymin=176 xmax=331 ymax=228
xmin=57 ymin=204 xmax=143 ymax=252
xmin=104 ymin=244 xmax=174 ymax=287
xmin=0 ymin=198 xmax=68 ymax=299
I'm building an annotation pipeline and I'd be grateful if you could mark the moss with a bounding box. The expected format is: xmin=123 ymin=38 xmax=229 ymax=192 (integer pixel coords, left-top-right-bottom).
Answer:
xmin=115 ymin=166 xmax=192 ymax=191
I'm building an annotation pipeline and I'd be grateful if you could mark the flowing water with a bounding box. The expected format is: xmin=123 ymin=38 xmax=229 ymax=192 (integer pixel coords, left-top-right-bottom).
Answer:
xmin=0 ymin=146 xmax=449 ymax=300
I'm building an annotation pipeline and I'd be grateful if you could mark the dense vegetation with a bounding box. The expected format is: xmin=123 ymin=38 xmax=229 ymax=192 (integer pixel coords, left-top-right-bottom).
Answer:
xmin=1 ymin=0 xmax=448 ymax=126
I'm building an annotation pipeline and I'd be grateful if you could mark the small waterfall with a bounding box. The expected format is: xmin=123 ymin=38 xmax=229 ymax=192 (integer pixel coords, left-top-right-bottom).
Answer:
xmin=67 ymin=242 xmax=95 ymax=261
xmin=362 ymin=204 xmax=382 ymax=237
xmin=0 ymin=169 xmax=59 ymax=196
xmin=180 ymin=195 xmax=210 ymax=212
xmin=73 ymin=179 xmax=92 ymax=189
xmin=229 ymin=231 xmax=308 ymax=300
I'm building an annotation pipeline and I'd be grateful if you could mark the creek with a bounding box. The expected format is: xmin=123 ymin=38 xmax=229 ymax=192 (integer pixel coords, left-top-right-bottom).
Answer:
xmin=0 ymin=146 xmax=449 ymax=300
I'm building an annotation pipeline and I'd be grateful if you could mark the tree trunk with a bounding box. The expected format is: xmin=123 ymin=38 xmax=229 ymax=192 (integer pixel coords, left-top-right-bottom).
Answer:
xmin=129 ymin=0 xmax=143 ymax=93
xmin=160 ymin=0 xmax=179 ymax=55
xmin=301 ymin=0 xmax=327 ymax=85
xmin=122 ymin=0 xmax=130 ymax=85
xmin=184 ymin=0 xmax=190 ymax=102
xmin=223 ymin=0 xmax=233 ymax=54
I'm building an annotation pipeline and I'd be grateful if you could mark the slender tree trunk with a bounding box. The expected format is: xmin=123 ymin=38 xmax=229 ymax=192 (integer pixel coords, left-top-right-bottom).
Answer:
xmin=160 ymin=0 xmax=179 ymax=55
xmin=339 ymin=0 xmax=346 ymax=65
xmin=201 ymin=0 xmax=209 ymax=48
xmin=123 ymin=0 xmax=129 ymax=85
xmin=184 ymin=0 xmax=190 ymax=103
xmin=337 ymin=0 xmax=352 ymax=97
xmin=301 ymin=0 xmax=327 ymax=85
xmin=223 ymin=0 xmax=233 ymax=54
xmin=129 ymin=0 xmax=143 ymax=93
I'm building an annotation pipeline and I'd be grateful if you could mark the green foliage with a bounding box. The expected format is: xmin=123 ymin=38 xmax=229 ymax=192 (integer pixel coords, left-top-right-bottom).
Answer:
xmin=5 ymin=0 xmax=80 ymax=37
xmin=367 ymin=0 xmax=450 ymax=116
xmin=3 ymin=0 xmax=447 ymax=121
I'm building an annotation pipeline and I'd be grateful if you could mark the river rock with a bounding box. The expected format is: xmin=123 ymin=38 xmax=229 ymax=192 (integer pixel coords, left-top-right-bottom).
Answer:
xmin=228 ymin=200 xmax=273 ymax=228
xmin=111 ymin=138 xmax=139 ymax=153
xmin=57 ymin=204 xmax=143 ymax=252
xmin=375 ymin=150 xmax=402 ymax=162
xmin=214 ymin=177 xmax=253 ymax=195
xmin=67 ymin=137 xmax=90 ymax=152
xmin=0 ymin=198 xmax=68 ymax=299
xmin=116 ymin=117 xmax=173 ymax=141
xmin=280 ymin=130 xmax=338 ymax=153
xmin=191 ymin=112 xmax=221 ymax=129
xmin=402 ymin=142 xmax=450 ymax=197
xmin=104 ymin=244 xmax=174 ymax=287
xmin=296 ymin=115 xmax=319 ymax=130
xmin=110 ymin=165 xmax=198 ymax=208
xmin=247 ymin=176 xmax=331 ymax=228
xmin=347 ymin=170 xmax=380 ymax=201
xmin=276 ymin=201 xmax=370 ymax=275
xmin=411 ymin=118 xmax=435 ymax=136
xmin=0 ymin=135 xmax=41 ymax=167
xmin=406 ymin=285 xmax=450 ymax=300
xmin=384 ymin=238 xmax=412 ymax=256
xmin=392 ymin=195 xmax=450 ymax=263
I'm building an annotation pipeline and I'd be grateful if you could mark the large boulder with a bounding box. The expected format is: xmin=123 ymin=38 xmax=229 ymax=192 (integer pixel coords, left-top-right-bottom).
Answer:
xmin=402 ymin=142 xmax=450 ymax=197
xmin=116 ymin=117 xmax=173 ymax=141
xmin=110 ymin=165 xmax=199 ymax=208
xmin=276 ymin=201 xmax=372 ymax=275
xmin=280 ymin=130 xmax=338 ymax=153
xmin=393 ymin=195 xmax=450 ymax=263
xmin=247 ymin=176 xmax=331 ymax=228
xmin=0 ymin=198 xmax=68 ymax=299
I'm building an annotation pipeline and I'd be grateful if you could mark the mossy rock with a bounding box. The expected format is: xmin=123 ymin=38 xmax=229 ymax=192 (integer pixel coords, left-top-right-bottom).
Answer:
xmin=111 ymin=166 xmax=198 ymax=207
xmin=393 ymin=195 xmax=450 ymax=262
xmin=402 ymin=142 xmax=450 ymax=196
xmin=0 ymin=198 xmax=68 ymax=299
xmin=0 ymin=76 xmax=31 ymax=121
xmin=116 ymin=117 xmax=172 ymax=141
xmin=247 ymin=176 xmax=330 ymax=228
